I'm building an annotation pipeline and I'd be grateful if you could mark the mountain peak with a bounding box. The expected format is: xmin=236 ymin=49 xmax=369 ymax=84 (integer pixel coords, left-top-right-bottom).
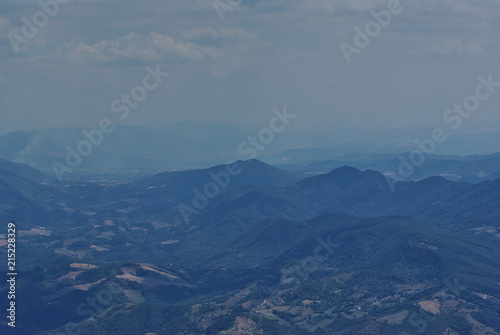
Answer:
xmin=327 ymin=165 xmax=362 ymax=178
xmin=234 ymin=159 xmax=271 ymax=168
xmin=418 ymin=175 xmax=451 ymax=185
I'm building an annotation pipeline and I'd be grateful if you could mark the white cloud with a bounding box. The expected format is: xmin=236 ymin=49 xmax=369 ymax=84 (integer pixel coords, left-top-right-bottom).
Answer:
xmin=218 ymin=27 xmax=257 ymax=40
xmin=414 ymin=35 xmax=484 ymax=56
xmin=50 ymin=32 xmax=223 ymax=63
xmin=181 ymin=27 xmax=257 ymax=41
xmin=181 ymin=27 xmax=219 ymax=40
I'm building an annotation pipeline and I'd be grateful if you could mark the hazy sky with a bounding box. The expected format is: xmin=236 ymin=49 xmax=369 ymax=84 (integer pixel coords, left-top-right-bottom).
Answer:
xmin=1 ymin=0 xmax=500 ymax=135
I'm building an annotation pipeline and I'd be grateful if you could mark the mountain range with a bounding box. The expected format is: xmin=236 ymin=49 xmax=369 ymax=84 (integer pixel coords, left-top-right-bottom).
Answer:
xmin=1 ymin=157 xmax=499 ymax=334
xmin=2 ymin=124 xmax=500 ymax=182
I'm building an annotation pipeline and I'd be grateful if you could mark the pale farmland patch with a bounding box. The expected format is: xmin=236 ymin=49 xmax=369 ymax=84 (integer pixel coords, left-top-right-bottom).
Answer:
xmin=376 ymin=310 xmax=409 ymax=325
xmin=418 ymin=300 xmax=441 ymax=315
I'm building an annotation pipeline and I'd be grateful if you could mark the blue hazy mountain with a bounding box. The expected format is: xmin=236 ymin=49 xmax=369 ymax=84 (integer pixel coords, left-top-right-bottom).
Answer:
xmin=2 ymin=125 xmax=500 ymax=181
xmin=2 ymin=158 xmax=500 ymax=334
